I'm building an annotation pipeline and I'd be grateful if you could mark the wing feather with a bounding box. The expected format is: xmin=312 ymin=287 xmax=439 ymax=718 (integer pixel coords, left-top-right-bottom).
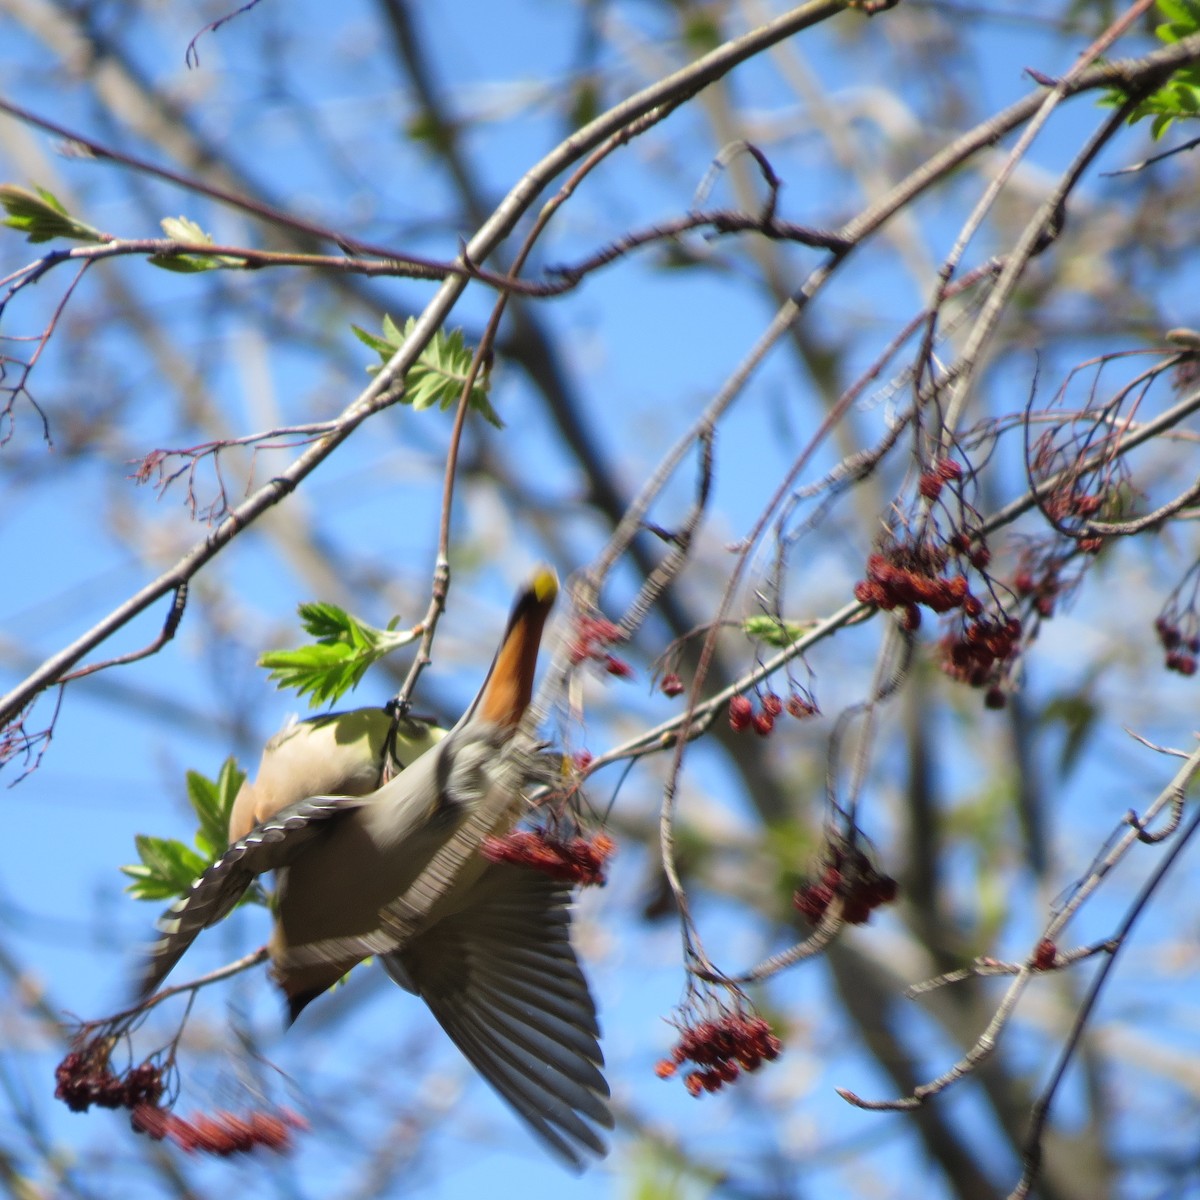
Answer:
xmin=137 ymin=794 xmax=361 ymax=1000
xmin=381 ymin=863 xmax=610 ymax=1168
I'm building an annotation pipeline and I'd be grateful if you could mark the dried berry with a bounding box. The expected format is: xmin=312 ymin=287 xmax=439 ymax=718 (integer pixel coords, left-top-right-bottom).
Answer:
xmin=660 ymin=1011 xmax=783 ymax=1097
xmin=751 ymin=711 xmax=775 ymax=737
xmin=794 ymin=843 xmax=898 ymax=926
xmin=482 ymin=829 xmax=615 ymax=887
xmin=786 ymin=693 xmax=818 ymax=719
xmin=569 ymin=616 xmax=621 ymax=665
xmin=1031 ymin=938 xmax=1056 ymax=971
xmin=660 ymin=673 xmax=685 ymax=697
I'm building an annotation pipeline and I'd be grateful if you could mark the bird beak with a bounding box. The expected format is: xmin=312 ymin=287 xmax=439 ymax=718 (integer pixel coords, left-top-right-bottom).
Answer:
xmin=467 ymin=566 xmax=558 ymax=733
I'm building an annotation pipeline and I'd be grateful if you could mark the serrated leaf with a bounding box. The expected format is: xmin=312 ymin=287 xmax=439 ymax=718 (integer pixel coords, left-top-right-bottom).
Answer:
xmin=187 ymin=757 xmax=245 ymax=857
xmin=468 ymin=390 xmax=504 ymax=429
xmin=381 ymin=312 xmax=404 ymax=343
xmin=119 ymin=864 xmax=177 ymax=903
xmin=121 ymin=835 xmax=208 ymax=901
xmin=350 ymin=323 xmax=396 ymax=356
xmin=186 ymin=771 xmax=224 ymax=858
xmin=354 ymin=314 xmax=503 ymax=428
xmin=0 ymin=184 xmax=103 ymax=244
xmin=260 ymin=643 xmax=370 ymax=706
xmin=742 ymin=615 xmax=813 ymax=647
xmin=297 ymin=600 xmax=365 ymax=643
xmin=260 ymin=602 xmax=415 ymax=707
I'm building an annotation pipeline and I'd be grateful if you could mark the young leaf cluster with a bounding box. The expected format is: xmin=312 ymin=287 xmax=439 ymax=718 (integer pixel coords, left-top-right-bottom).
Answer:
xmin=258 ymin=602 xmax=417 ymax=708
xmin=0 ymin=184 xmax=103 ymax=244
xmin=148 ymin=215 xmax=247 ymax=273
xmin=120 ymin=758 xmax=248 ymax=902
xmin=1102 ymin=0 xmax=1200 ymax=138
xmin=352 ymin=313 xmax=503 ymax=428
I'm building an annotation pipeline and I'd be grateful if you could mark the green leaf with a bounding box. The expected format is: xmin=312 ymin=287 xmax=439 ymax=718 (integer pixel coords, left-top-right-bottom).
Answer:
xmin=1156 ymin=0 xmax=1200 ymax=29
xmin=350 ymin=323 xmax=395 ymax=356
xmin=381 ymin=312 xmax=404 ymax=344
xmin=567 ymin=80 xmax=600 ymax=132
xmin=295 ymin=600 xmax=363 ymax=642
xmin=1101 ymin=2 xmax=1200 ymax=133
xmin=159 ymin=215 xmax=209 ymax=244
xmin=122 ymin=759 xmax=270 ymax=908
xmin=353 ymin=314 xmax=503 ymax=429
xmin=260 ymin=601 xmax=416 ymax=707
xmin=742 ymin=615 xmax=814 ymax=647
xmin=1175 ymin=82 xmax=1200 ymax=112
xmin=148 ymin=254 xmax=222 ymax=274
xmin=0 ymin=184 xmax=104 ymax=244
xmin=121 ymin=835 xmax=208 ymax=901
xmin=187 ymin=757 xmax=245 ymax=857
xmin=148 ymin=214 xmax=246 ymax=272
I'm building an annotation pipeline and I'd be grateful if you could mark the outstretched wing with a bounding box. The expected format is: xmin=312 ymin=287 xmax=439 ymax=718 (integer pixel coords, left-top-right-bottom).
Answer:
xmin=137 ymin=794 xmax=363 ymax=1001
xmin=382 ymin=863 xmax=610 ymax=1170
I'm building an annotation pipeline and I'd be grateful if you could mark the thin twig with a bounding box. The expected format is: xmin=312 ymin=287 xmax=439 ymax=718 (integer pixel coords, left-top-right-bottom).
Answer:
xmin=839 ymin=737 xmax=1200 ymax=1113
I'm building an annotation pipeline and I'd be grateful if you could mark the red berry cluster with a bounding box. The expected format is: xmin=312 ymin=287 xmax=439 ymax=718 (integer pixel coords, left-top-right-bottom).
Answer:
xmin=1045 ymin=486 xmax=1103 ymax=524
xmin=949 ymin=529 xmax=992 ymax=570
xmin=728 ymin=690 xmax=817 ymax=734
xmin=132 ymin=1103 xmax=305 ymax=1155
xmin=853 ymin=540 xmax=978 ymax=622
xmin=1031 ymin=938 xmax=1057 ymax=971
xmin=482 ymin=829 xmax=615 ymax=887
xmin=569 ymin=615 xmax=633 ymax=678
xmin=655 ymin=1012 xmax=781 ymax=1096
xmin=1155 ymin=615 xmax=1199 ymax=676
xmin=917 ymin=457 xmax=963 ymax=501
xmin=939 ymin=614 xmax=1022 ymax=707
xmin=793 ymin=844 xmax=897 ymax=926
xmin=1046 ymin=487 xmax=1109 ymax=553
xmin=55 ymin=1047 xmax=163 ymax=1114
xmin=1012 ymin=555 xmax=1065 ymax=618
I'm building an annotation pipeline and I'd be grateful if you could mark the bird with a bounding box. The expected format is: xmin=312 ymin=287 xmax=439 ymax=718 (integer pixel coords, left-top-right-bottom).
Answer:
xmin=136 ymin=567 xmax=612 ymax=1167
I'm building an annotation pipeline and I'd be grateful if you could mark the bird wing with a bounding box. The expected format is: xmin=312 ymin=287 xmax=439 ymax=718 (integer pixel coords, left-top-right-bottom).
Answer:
xmin=227 ymin=710 xmax=444 ymax=844
xmin=137 ymin=793 xmax=365 ymax=1001
xmin=382 ymin=862 xmax=611 ymax=1169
